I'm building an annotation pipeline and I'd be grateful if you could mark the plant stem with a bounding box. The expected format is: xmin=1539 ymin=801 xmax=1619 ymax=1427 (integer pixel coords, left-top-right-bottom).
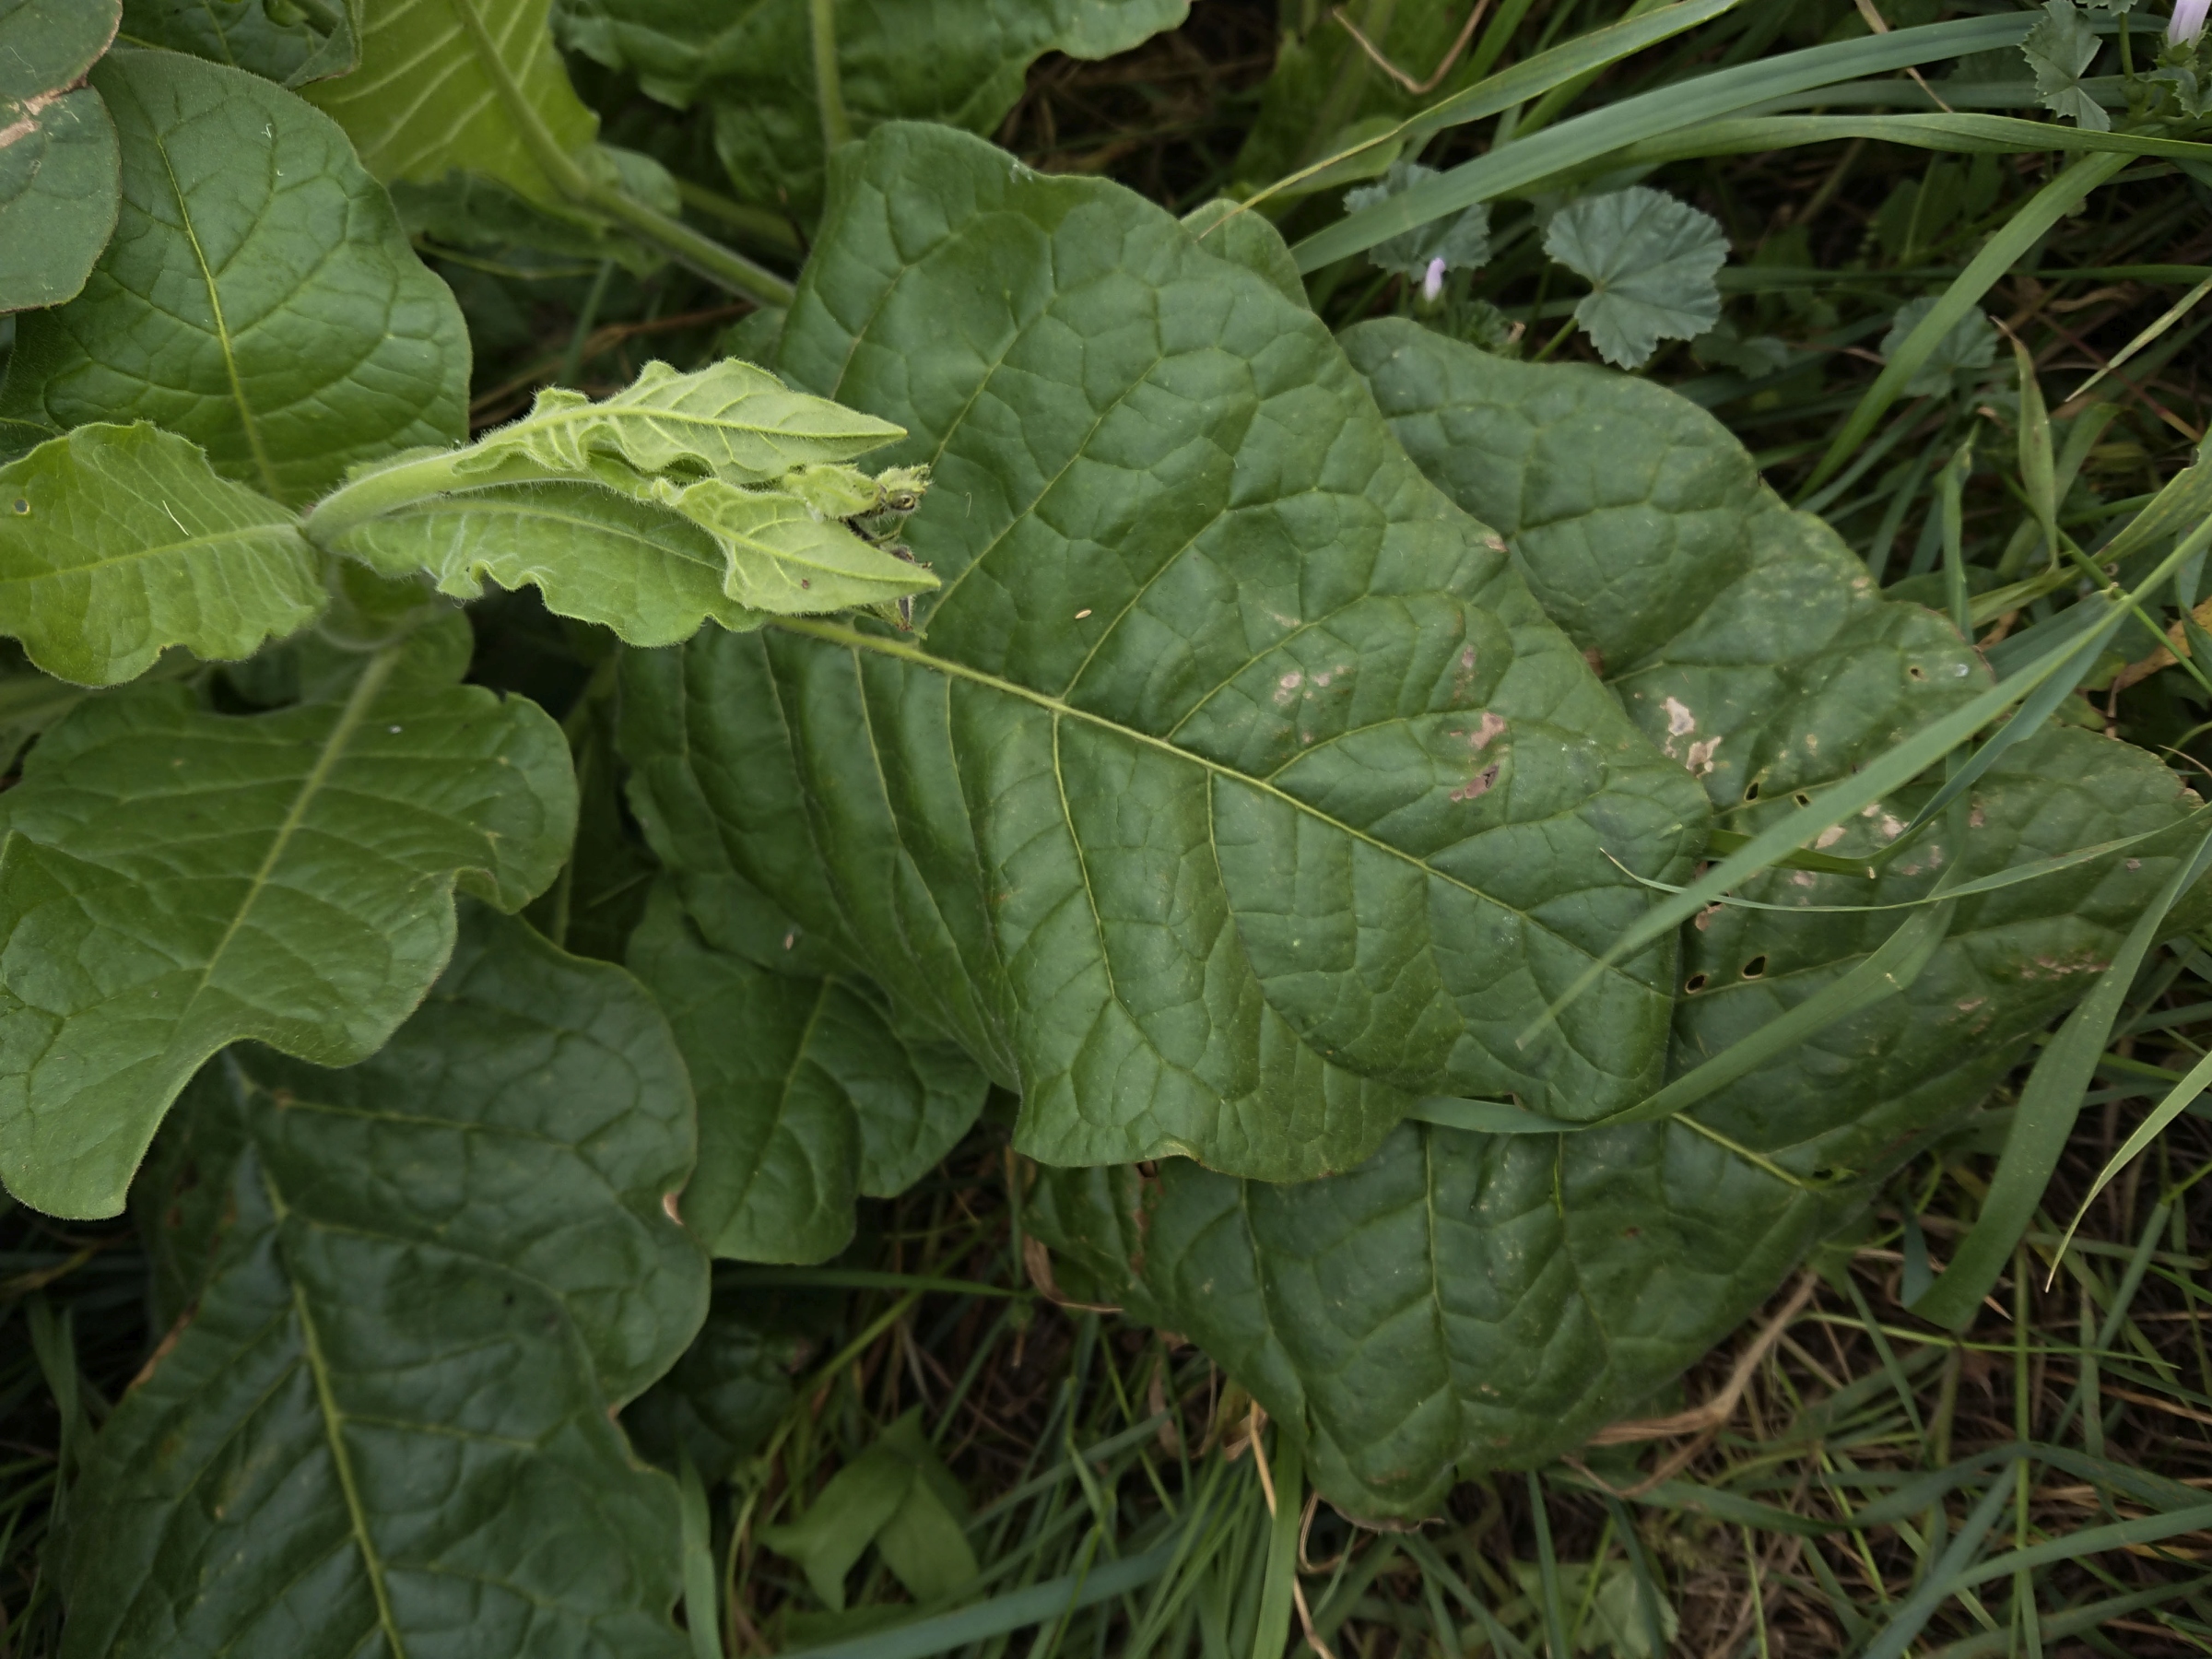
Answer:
xmin=304 ymin=451 xmax=594 ymax=545
xmin=811 ymin=0 xmax=853 ymax=155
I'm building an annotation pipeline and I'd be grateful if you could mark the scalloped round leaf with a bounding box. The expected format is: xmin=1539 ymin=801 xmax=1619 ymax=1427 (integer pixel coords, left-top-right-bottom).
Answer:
xmin=1 ymin=48 xmax=469 ymax=505
xmin=618 ymin=122 xmax=1711 ymax=1183
xmin=1542 ymin=187 xmax=1728 ymax=370
xmin=62 ymin=905 xmax=705 ymax=1659
xmin=0 ymin=659 xmax=577 ymax=1219
xmin=0 ymin=423 xmax=324 ymax=686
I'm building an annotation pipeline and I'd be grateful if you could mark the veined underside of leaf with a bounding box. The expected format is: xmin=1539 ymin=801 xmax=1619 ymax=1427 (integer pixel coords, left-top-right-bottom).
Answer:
xmin=1 ymin=47 xmax=469 ymax=505
xmin=1025 ymin=325 xmax=2210 ymax=1521
xmin=64 ymin=906 xmax=706 ymax=1659
xmin=618 ymin=122 xmax=1712 ymax=1183
xmin=0 ymin=640 xmax=577 ymax=1219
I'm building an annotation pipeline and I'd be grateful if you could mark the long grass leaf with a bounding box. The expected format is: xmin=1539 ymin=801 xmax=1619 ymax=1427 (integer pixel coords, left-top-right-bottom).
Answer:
xmin=1293 ymin=15 xmax=2035 ymax=271
xmin=1860 ymin=1475 xmax=2015 ymax=1659
xmin=1910 ymin=825 xmax=2212 ymax=1329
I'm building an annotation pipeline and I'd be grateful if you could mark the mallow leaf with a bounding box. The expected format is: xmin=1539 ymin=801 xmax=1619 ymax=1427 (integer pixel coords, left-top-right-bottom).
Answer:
xmin=119 ymin=0 xmax=360 ymax=87
xmin=1345 ymin=160 xmax=1491 ymax=279
xmin=1542 ymin=186 xmax=1728 ymax=370
xmin=2024 ymin=0 xmax=2111 ymax=131
xmin=1 ymin=47 xmax=469 ymax=506
xmin=618 ymin=123 xmax=1712 ymax=1183
xmin=0 ymin=639 xmax=577 ymax=1219
xmin=1030 ymin=322 xmax=2212 ymax=1520
xmin=64 ymin=905 xmax=706 ymax=1659
xmin=0 ymin=423 xmax=324 ymax=686
xmin=555 ymin=0 xmax=1187 ymax=219
xmin=0 ymin=0 xmax=122 ymax=314
xmin=1882 ymin=296 xmax=2000 ymax=396
xmin=628 ymin=881 xmax=988 ymax=1264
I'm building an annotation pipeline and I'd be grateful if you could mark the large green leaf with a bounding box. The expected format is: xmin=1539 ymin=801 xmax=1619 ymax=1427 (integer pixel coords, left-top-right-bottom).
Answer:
xmin=0 ymin=0 xmax=122 ymax=313
xmin=0 ymin=637 xmax=577 ymax=1219
xmin=1 ymin=47 xmax=468 ymax=506
xmin=628 ymin=880 xmax=988 ymax=1263
xmin=1343 ymin=317 xmax=2205 ymax=1137
xmin=64 ymin=905 xmax=706 ymax=1659
xmin=555 ymin=0 xmax=1187 ymax=218
xmin=1018 ymin=324 xmax=2208 ymax=1521
xmin=118 ymin=0 xmax=359 ymax=87
xmin=618 ymin=123 xmax=1712 ymax=1182
xmin=0 ymin=423 xmax=324 ymax=686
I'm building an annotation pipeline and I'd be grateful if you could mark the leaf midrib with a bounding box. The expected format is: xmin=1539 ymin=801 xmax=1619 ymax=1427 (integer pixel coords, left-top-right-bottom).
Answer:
xmin=770 ymin=617 xmax=1648 ymax=984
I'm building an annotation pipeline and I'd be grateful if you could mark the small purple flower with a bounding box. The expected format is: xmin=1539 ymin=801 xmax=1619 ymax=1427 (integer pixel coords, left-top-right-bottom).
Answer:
xmin=2175 ymin=0 xmax=2211 ymax=45
xmin=1421 ymin=256 xmax=1447 ymax=302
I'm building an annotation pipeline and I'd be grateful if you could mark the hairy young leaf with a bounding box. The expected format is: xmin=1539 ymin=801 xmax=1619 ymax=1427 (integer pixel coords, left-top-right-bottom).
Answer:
xmin=558 ymin=0 xmax=1184 ymax=218
xmin=0 ymin=0 xmax=122 ymax=313
xmin=120 ymin=0 xmax=360 ymax=87
xmin=629 ymin=882 xmax=988 ymax=1264
xmin=1031 ymin=323 xmax=2212 ymax=1518
xmin=1542 ymin=187 xmax=1729 ymax=370
xmin=0 ymin=643 xmax=577 ymax=1219
xmin=448 ymin=359 xmax=907 ymax=484
xmin=618 ymin=123 xmax=1711 ymax=1183
xmin=1 ymin=48 xmax=469 ymax=505
xmin=314 ymin=359 xmax=934 ymax=641
xmin=0 ymin=423 xmax=324 ymax=686
xmin=63 ymin=906 xmax=706 ymax=1659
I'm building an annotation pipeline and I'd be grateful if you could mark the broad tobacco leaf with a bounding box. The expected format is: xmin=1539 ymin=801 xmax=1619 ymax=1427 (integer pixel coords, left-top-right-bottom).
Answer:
xmin=0 ymin=635 xmax=577 ymax=1219
xmin=618 ymin=123 xmax=1712 ymax=1183
xmin=0 ymin=423 xmax=324 ymax=686
xmin=0 ymin=0 xmax=122 ymax=313
xmin=1541 ymin=187 xmax=1728 ymax=371
xmin=1 ymin=47 xmax=469 ymax=506
xmin=555 ymin=0 xmax=1187 ymax=218
xmin=120 ymin=0 xmax=360 ymax=87
xmin=1023 ymin=324 xmax=2207 ymax=1521
xmin=65 ymin=906 xmax=706 ymax=1659
xmin=629 ymin=881 xmax=988 ymax=1264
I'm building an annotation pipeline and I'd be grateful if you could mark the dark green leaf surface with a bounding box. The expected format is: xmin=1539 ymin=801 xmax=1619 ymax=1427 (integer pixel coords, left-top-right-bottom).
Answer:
xmin=618 ymin=123 xmax=1710 ymax=1182
xmin=64 ymin=905 xmax=705 ymax=1659
xmin=1025 ymin=324 xmax=2207 ymax=1521
xmin=0 ymin=423 xmax=324 ymax=685
xmin=119 ymin=0 xmax=359 ymax=87
xmin=629 ymin=882 xmax=988 ymax=1264
xmin=0 ymin=640 xmax=576 ymax=1218
xmin=557 ymin=0 xmax=1186 ymax=218
xmin=2 ymin=47 xmax=468 ymax=506
xmin=0 ymin=0 xmax=122 ymax=313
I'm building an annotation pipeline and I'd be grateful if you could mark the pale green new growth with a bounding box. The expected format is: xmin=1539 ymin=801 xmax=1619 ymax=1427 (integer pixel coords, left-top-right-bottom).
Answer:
xmin=0 ymin=423 xmax=324 ymax=686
